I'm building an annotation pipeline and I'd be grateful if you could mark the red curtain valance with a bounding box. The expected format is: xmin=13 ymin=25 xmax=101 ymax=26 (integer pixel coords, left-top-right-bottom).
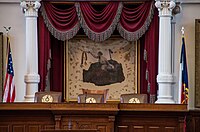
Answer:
xmin=41 ymin=2 xmax=80 ymax=41
xmin=118 ymin=2 xmax=154 ymax=41
xmin=40 ymin=1 xmax=154 ymax=42
xmin=76 ymin=2 xmax=122 ymax=42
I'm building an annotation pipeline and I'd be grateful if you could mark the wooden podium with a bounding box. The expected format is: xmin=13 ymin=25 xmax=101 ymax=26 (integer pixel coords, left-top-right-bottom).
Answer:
xmin=0 ymin=103 xmax=187 ymax=132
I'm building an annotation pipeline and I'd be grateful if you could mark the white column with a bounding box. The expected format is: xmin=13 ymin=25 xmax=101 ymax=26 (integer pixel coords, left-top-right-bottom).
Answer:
xmin=20 ymin=0 xmax=41 ymax=102
xmin=155 ymin=0 xmax=176 ymax=103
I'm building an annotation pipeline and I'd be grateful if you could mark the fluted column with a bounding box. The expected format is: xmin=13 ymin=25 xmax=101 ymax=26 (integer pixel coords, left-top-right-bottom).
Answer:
xmin=20 ymin=0 xmax=41 ymax=102
xmin=155 ymin=0 xmax=175 ymax=103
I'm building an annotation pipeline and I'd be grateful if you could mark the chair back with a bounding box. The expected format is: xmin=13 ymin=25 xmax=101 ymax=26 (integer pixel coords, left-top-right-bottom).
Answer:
xmin=120 ymin=93 xmax=147 ymax=103
xmin=34 ymin=91 xmax=62 ymax=103
xmin=81 ymin=89 xmax=109 ymax=103
xmin=78 ymin=94 xmax=104 ymax=103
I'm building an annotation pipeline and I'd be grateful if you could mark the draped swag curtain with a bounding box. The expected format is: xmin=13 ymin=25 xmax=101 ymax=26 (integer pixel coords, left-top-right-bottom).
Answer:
xmin=38 ymin=1 xmax=158 ymax=103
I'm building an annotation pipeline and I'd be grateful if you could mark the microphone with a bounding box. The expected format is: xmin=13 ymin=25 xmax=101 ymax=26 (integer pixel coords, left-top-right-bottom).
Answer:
xmin=84 ymin=91 xmax=87 ymax=103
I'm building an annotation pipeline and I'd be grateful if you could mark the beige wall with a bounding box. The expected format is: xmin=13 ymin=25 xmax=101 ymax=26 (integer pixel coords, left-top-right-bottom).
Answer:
xmin=0 ymin=2 xmax=26 ymax=102
xmin=0 ymin=1 xmax=199 ymax=108
xmin=174 ymin=3 xmax=200 ymax=108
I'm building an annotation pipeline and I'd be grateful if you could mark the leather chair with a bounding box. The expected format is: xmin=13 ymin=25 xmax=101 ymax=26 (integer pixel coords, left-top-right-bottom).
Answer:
xmin=77 ymin=94 xmax=104 ymax=103
xmin=34 ymin=91 xmax=62 ymax=103
xmin=81 ymin=88 xmax=109 ymax=103
xmin=120 ymin=93 xmax=147 ymax=103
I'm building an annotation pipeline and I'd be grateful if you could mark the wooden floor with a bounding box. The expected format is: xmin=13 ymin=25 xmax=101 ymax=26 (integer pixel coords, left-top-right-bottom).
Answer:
xmin=0 ymin=103 xmax=190 ymax=132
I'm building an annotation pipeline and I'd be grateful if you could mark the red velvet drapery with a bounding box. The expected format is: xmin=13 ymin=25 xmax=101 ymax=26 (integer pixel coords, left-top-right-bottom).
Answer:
xmin=40 ymin=2 xmax=154 ymax=42
xmin=118 ymin=2 xmax=153 ymax=41
xmin=38 ymin=14 xmax=64 ymax=92
xmin=41 ymin=2 xmax=80 ymax=40
xmin=50 ymin=36 xmax=64 ymax=92
xmin=78 ymin=2 xmax=120 ymax=32
xmin=38 ymin=2 xmax=158 ymax=102
xmin=140 ymin=9 xmax=159 ymax=103
xmin=38 ymin=14 xmax=50 ymax=92
xmin=76 ymin=2 xmax=122 ymax=41
xmin=147 ymin=10 xmax=159 ymax=103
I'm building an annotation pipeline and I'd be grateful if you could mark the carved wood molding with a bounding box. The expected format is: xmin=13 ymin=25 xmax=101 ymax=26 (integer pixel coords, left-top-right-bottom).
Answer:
xmin=54 ymin=115 xmax=62 ymax=129
xmin=119 ymin=104 xmax=188 ymax=111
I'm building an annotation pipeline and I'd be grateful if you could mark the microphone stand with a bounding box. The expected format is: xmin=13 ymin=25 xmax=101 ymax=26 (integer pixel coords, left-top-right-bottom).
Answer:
xmin=84 ymin=91 xmax=87 ymax=103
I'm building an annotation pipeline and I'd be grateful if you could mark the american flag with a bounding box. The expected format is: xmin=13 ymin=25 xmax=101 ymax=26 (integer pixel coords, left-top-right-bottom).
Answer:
xmin=3 ymin=37 xmax=15 ymax=102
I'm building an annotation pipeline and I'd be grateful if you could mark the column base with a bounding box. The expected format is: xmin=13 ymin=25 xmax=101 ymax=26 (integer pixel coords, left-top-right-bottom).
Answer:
xmin=155 ymin=96 xmax=175 ymax=104
xmin=24 ymin=95 xmax=35 ymax=102
xmin=156 ymin=74 xmax=175 ymax=104
xmin=24 ymin=74 xmax=40 ymax=102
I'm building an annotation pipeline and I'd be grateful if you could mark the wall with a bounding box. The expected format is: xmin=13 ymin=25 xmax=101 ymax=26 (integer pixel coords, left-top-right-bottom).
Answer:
xmin=0 ymin=1 xmax=26 ymax=102
xmin=174 ymin=2 xmax=200 ymax=108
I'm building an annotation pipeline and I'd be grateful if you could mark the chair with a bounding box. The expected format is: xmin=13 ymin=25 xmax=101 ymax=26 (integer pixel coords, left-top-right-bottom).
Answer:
xmin=34 ymin=91 xmax=62 ymax=103
xmin=81 ymin=88 xmax=109 ymax=103
xmin=77 ymin=94 xmax=104 ymax=103
xmin=120 ymin=93 xmax=147 ymax=103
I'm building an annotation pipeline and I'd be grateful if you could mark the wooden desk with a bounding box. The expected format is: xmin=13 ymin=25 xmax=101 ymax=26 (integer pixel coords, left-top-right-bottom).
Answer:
xmin=116 ymin=103 xmax=188 ymax=132
xmin=187 ymin=109 xmax=200 ymax=132
xmin=0 ymin=103 xmax=188 ymax=132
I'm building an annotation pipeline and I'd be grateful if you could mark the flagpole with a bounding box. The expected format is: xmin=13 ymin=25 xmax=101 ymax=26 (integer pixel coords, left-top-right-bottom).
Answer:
xmin=179 ymin=26 xmax=189 ymax=104
xmin=181 ymin=26 xmax=187 ymax=131
xmin=3 ymin=27 xmax=11 ymax=69
xmin=178 ymin=27 xmax=184 ymax=104
xmin=3 ymin=27 xmax=11 ymax=102
xmin=2 ymin=26 xmax=14 ymax=103
xmin=181 ymin=27 xmax=186 ymax=104
xmin=181 ymin=27 xmax=184 ymax=37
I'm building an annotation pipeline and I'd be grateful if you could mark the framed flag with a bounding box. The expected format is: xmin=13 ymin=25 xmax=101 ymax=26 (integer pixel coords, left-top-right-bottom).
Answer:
xmin=63 ymin=37 xmax=139 ymax=102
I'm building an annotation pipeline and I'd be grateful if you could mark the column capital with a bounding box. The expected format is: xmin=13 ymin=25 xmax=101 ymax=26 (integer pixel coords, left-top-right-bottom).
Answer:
xmin=20 ymin=0 xmax=41 ymax=17
xmin=155 ymin=0 xmax=176 ymax=17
